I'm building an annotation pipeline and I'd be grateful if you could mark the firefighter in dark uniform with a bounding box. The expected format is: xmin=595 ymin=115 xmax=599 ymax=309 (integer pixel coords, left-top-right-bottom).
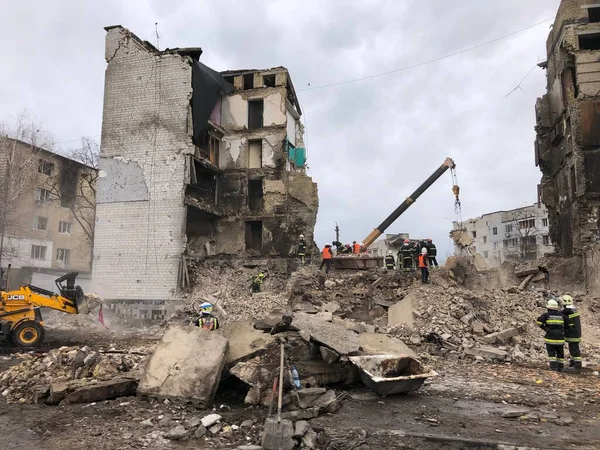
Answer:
xmin=561 ymin=295 xmax=582 ymax=370
xmin=399 ymin=239 xmax=414 ymax=272
xmin=537 ymin=299 xmax=568 ymax=372
xmin=297 ymin=234 xmax=307 ymax=266
xmin=427 ymin=239 xmax=439 ymax=268
xmin=384 ymin=250 xmax=396 ymax=270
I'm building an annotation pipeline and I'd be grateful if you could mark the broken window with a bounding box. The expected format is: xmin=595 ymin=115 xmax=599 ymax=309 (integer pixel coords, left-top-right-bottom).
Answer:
xmin=248 ymin=178 xmax=264 ymax=212
xmin=60 ymin=161 xmax=78 ymax=208
xmin=588 ymin=7 xmax=600 ymax=23
xmin=59 ymin=221 xmax=72 ymax=234
xmin=35 ymin=187 xmax=51 ymax=204
xmin=56 ymin=248 xmax=70 ymax=263
xmin=518 ymin=219 xmax=536 ymax=230
xmin=492 ymin=227 xmax=497 ymax=235
xmin=472 ymin=231 xmax=476 ymax=238
xmin=579 ymin=33 xmax=600 ymax=50
xmin=38 ymin=159 xmax=54 ymax=176
xmin=243 ymin=73 xmax=254 ymax=90
xmin=248 ymin=99 xmax=264 ymax=129
xmin=209 ymin=135 xmax=220 ymax=166
xmin=185 ymin=207 xmax=217 ymax=258
xmin=542 ymin=218 xmax=549 ymax=227
xmin=543 ymin=235 xmax=551 ymax=246
xmin=223 ymin=75 xmax=234 ymax=86
xmin=505 ymin=224 xmax=513 ymax=233
xmin=245 ymin=221 xmax=263 ymax=251
xmin=31 ymin=245 xmax=47 ymax=260
xmin=263 ymin=74 xmax=276 ymax=88
xmin=581 ymin=101 xmax=600 ymax=147
xmin=34 ymin=216 xmax=48 ymax=231
xmin=248 ymin=140 xmax=263 ymax=169
xmin=483 ymin=236 xmax=487 ymax=244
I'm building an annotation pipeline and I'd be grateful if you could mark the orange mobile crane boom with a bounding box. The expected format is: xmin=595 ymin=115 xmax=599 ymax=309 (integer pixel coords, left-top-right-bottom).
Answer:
xmin=362 ymin=157 xmax=458 ymax=248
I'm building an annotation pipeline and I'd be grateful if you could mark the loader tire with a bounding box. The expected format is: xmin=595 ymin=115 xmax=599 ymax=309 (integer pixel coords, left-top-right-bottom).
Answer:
xmin=12 ymin=321 xmax=45 ymax=347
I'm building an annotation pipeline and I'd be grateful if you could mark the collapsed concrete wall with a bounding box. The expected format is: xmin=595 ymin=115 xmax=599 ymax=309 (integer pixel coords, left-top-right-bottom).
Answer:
xmin=92 ymin=26 xmax=194 ymax=314
xmin=535 ymin=0 xmax=600 ymax=257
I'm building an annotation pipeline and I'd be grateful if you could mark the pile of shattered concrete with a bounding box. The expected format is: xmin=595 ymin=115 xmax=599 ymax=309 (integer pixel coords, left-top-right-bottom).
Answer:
xmin=0 ymin=345 xmax=149 ymax=404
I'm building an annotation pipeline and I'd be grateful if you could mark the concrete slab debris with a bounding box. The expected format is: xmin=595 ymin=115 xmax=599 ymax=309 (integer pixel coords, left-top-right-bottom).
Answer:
xmin=216 ymin=320 xmax=275 ymax=365
xmin=320 ymin=346 xmax=340 ymax=364
xmin=201 ymin=413 xmax=222 ymax=428
xmin=292 ymin=312 xmax=360 ymax=355
xmin=65 ymin=378 xmax=138 ymax=404
xmin=388 ymin=293 xmax=416 ymax=328
xmin=463 ymin=345 xmax=507 ymax=361
xmin=294 ymin=420 xmax=310 ymax=437
xmin=358 ymin=332 xmax=417 ymax=358
xmin=280 ymin=407 xmax=320 ymax=421
xmin=138 ymin=325 xmax=228 ymax=407
xmin=322 ymin=302 xmax=341 ymax=313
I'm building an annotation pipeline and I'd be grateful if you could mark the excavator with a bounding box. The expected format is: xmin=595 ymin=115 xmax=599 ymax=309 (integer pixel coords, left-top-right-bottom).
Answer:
xmin=0 ymin=271 xmax=96 ymax=347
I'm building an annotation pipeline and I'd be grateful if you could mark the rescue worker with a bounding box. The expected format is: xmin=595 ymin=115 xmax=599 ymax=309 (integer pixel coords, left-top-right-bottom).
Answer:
xmin=561 ymin=294 xmax=582 ymax=370
xmin=417 ymin=239 xmax=429 ymax=256
xmin=343 ymin=244 xmax=353 ymax=254
xmin=427 ymin=239 xmax=439 ymax=269
xmin=399 ymin=239 xmax=414 ymax=272
xmin=195 ymin=302 xmax=220 ymax=331
xmin=319 ymin=243 xmax=333 ymax=274
xmin=418 ymin=248 xmax=430 ymax=283
xmin=297 ymin=234 xmax=307 ymax=266
xmin=538 ymin=265 xmax=550 ymax=283
xmin=251 ymin=272 xmax=267 ymax=293
xmin=352 ymin=241 xmax=361 ymax=254
xmin=413 ymin=242 xmax=420 ymax=267
xmin=536 ymin=299 xmax=568 ymax=372
xmin=384 ymin=250 xmax=396 ymax=270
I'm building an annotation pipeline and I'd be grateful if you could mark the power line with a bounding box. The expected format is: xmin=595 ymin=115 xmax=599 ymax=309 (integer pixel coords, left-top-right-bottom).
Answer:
xmin=298 ymin=17 xmax=554 ymax=92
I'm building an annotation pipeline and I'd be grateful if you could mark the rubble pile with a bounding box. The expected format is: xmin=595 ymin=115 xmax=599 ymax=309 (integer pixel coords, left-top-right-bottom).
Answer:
xmin=183 ymin=260 xmax=292 ymax=324
xmin=388 ymin=284 xmax=566 ymax=363
xmin=0 ymin=345 xmax=148 ymax=404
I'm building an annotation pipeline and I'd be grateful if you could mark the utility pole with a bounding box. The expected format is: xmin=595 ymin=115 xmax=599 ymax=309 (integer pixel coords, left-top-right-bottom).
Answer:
xmin=334 ymin=222 xmax=340 ymax=244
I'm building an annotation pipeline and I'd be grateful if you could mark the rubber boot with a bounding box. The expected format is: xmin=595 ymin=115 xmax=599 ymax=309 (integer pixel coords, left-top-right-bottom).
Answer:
xmin=549 ymin=361 xmax=558 ymax=371
xmin=574 ymin=361 xmax=582 ymax=370
xmin=557 ymin=361 xmax=564 ymax=372
xmin=569 ymin=359 xmax=575 ymax=367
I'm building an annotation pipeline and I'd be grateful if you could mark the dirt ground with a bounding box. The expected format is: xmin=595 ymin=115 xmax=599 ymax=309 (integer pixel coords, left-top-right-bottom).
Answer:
xmin=1 ymin=325 xmax=599 ymax=450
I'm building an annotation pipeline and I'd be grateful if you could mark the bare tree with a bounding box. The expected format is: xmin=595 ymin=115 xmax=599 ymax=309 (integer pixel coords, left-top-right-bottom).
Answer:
xmin=44 ymin=138 xmax=99 ymax=263
xmin=503 ymin=209 xmax=543 ymax=262
xmin=0 ymin=111 xmax=53 ymax=268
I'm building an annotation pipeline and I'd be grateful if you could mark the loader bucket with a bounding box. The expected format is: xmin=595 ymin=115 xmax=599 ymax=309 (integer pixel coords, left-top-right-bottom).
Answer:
xmin=77 ymin=291 xmax=103 ymax=314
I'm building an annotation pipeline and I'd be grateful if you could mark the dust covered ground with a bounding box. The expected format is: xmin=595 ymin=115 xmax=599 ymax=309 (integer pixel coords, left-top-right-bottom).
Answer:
xmin=1 ymin=259 xmax=600 ymax=449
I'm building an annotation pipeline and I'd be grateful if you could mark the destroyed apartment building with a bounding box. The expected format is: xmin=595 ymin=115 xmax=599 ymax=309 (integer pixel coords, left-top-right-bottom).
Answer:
xmin=91 ymin=26 xmax=318 ymax=319
xmin=534 ymin=0 xmax=600 ymax=257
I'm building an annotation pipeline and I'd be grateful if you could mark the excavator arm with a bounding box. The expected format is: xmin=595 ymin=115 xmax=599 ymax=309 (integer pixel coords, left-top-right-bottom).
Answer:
xmin=363 ymin=157 xmax=456 ymax=248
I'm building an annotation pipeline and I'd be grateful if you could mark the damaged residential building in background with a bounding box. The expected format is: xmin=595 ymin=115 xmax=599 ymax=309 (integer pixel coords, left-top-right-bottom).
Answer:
xmin=535 ymin=0 xmax=600 ymax=257
xmin=91 ymin=25 xmax=318 ymax=318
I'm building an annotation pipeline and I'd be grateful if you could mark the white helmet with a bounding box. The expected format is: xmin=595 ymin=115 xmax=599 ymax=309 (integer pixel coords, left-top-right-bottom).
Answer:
xmin=421 ymin=248 xmax=428 ymax=254
xmin=547 ymin=299 xmax=559 ymax=310
xmin=299 ymin=234 xmax=304 ymax=239
xmin=387 ymin=250 xmax=393 ymax=255
xmin=325 ymin=243 xmax=331 ymax=247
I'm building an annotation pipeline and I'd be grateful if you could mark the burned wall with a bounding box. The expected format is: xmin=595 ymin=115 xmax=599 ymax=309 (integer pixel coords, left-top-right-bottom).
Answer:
xmin=535 ymin=1 xmax=600 ymax=256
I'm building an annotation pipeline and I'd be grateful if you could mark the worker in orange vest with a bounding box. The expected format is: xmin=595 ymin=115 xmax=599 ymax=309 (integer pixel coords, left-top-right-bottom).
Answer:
xmin=319 ymin=243 xmax=333 ymax=274
xmin=418 ymin=248 xmax=430 ymax=284
xmin=352 ymin=241 xmax=361 ymax=254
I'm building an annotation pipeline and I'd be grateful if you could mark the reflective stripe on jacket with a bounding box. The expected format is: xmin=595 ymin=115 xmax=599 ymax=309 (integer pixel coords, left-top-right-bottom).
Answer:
xmin=537 ymin=310 xmax=567 ymax=344
xmin=385 ymin=255 xmax=395 ymax=267
xmin=563 ymin=307 xmax=582 ymax=342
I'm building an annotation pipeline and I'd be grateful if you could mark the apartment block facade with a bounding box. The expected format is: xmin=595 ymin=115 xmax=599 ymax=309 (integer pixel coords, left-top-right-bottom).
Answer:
xmin=0 ymin=138 xmax=95 ymax=288
xmin=451 ymin=204 xmax=554 ymax=268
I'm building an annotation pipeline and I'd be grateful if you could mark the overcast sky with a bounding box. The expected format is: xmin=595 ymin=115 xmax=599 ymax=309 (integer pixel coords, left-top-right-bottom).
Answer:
xmin=0 ymin=0 xmax=560 ymax=259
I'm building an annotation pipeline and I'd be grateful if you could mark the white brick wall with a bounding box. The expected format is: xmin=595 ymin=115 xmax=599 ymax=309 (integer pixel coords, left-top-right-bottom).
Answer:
xmin=91 ymin=27 xmax=192 ymax=304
